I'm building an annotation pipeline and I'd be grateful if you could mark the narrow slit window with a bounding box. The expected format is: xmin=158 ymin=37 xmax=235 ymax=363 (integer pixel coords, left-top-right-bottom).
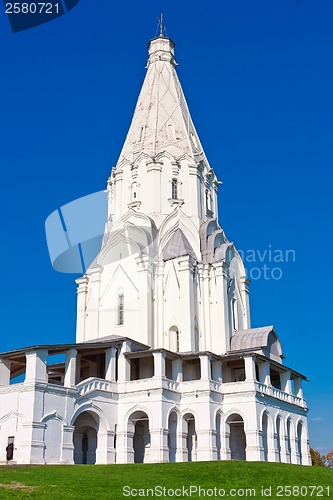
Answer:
xmin=232 ymin=297 xmax=238 ymax=331
xmin=131 ymin=182 xmax=137 ymax=201
xmin=118 ymin=293 xmax=124 ymax=325
xmin=171 ymin=179 xmax=178 ymax=200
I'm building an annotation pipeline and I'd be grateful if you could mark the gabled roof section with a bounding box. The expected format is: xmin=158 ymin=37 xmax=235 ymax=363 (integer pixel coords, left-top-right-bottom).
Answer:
xmin=116 ymin=35 xmax=210 ymax=165
xmin=162 ymin=228 xmax=196 ymax=261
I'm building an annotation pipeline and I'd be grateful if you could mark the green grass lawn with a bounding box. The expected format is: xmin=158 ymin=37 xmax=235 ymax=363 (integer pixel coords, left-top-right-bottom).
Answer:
xmin=0 ymin=461 xmax=332 ymax=499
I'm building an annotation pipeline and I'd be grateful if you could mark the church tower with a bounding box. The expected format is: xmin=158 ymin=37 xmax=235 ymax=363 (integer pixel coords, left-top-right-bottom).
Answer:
xmin=75 ymin=34 xmax=251 ymax=356
xmin=0 ymin=29 xmax=310 ymax=467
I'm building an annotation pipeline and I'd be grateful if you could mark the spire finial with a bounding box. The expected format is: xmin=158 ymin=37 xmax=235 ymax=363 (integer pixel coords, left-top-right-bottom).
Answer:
xmin=157 ymin=12 xmax=166 ymax=37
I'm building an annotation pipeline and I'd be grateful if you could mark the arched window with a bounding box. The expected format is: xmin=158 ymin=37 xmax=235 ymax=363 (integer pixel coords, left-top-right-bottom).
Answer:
xmin=206 ymin=189 xmax=209 ymax=209
xmin=171 ymin=179 xmax=178 ymax=200
xmin=118 ymin=293 xmax=124 ymax=325
xmin=169 ymin=326 xmax=179 ymax=351
xmin=205 ymin=188 xmax=213 ymax=212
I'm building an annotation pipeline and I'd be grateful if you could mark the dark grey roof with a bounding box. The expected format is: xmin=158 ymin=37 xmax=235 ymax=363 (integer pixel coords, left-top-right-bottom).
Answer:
xmin=83 ymin=334 xmax=124 ymax=343
xmin=162 ymin=229 xmax=196 ymax=261
xmin=0 ymin=336 xmax=149 ymax=359
xmin=230 ymin=326 xmax=275 ymax=351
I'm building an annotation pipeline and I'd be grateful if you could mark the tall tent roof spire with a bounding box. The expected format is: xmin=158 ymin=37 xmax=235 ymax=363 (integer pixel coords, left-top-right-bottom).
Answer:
xmin=115 ymin=32 xmax=210 ymax=167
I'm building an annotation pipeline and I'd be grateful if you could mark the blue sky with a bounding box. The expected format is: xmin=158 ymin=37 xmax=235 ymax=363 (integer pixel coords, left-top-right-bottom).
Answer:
xmin=0 ymin=0 xmax=332 ymax=453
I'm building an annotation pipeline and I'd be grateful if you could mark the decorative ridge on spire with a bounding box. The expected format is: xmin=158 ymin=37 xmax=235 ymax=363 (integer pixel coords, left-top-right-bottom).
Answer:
xmin=116 ymin=29 xmax=210 ymax=167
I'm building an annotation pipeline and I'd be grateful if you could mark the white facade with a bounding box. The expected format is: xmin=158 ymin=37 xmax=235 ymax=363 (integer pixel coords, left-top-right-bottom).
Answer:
xmin=0 ymin=34 xmax=311 ymax=466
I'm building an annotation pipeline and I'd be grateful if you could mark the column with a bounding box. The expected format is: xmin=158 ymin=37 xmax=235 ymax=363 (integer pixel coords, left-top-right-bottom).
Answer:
xmin=64 ymin=348 xmax=77 ymax=387
xmin=199 ymin=354 xmax=211 ymax=380
xmin=294 ymin=378 xmax=303 ymax=398
xmin=118 ymin=341 xmax=131 ymax=382
xmin=212 ymin=361 xmax=222 ymax=383
xmin=259 ymin=361 xmax=271 ymax=386
xmin=25 ymin=349 xmax=48 ymax=383
xmin=153 ymin=351 xmax=166 ymax=378
xmin=75 ymin=353 xmax=81 ymax=384
xmin=105 ymin=347 xmax=117 ymax=381
xmin=0 ymin=358 xmax=11 ymax=386
xmin=244 ymin=355 xmax=256 ymax=381
xmin=172 ymin=358 xmax=182 ymax=382
xmin=280 ymin=371 xmax=292 ymax=394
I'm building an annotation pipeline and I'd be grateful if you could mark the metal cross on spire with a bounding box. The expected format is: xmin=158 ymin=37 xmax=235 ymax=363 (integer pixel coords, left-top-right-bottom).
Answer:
xmin=157 ymin=12 xmax=167 ymax=37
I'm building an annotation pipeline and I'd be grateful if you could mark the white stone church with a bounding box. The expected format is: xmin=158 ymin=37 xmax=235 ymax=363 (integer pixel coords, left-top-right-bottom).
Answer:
xmin=0 ymin=34 xmax=311 ymax=466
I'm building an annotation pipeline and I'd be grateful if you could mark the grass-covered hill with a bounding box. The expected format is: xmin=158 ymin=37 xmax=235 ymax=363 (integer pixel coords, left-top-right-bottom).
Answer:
xmin=0 ymin=461 xmax=332 ymax=499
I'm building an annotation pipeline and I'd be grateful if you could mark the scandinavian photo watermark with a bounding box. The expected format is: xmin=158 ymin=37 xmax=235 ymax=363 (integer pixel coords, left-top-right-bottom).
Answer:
xmin=45 ymin=190 xmax=296 ymax=281
xmin=238 ymin=245 xmax=296 ymax=281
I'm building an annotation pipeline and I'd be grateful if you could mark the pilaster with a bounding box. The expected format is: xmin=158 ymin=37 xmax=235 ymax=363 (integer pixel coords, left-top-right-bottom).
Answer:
xmin=105 ymin=347 xmax=117 ymax=381
xmin=61 ymin=425 xmax=75 ymax=464
xmin=211 ymin=261 xmax=230 ymax=353
xmin=244 ymin=355 xmax=256 ymax=381
xmin=25 ymin=349 xmax=48 ymax=383
xmin=259 ymin=361 xmax=271 ymax=386
xmin=64 ymin=348 xmax=78 ymax=387
xmin=149 ymin=428 xmax=169 ymax=462
xmin=196 ymin=429 xmax=215 ymax=461
xmin=199 ymin=353 xmax=211 ymax=380
xmin=240 ymin=275 xmax=251 ymax=329
xmin=177 ymin=256 xmax=196 ymax=352
xmin=85 ymin=266 xmax=102 ymax=341
xmin=0 ymin=358 xmax=11 ymax=386
xmin=153 ymin=351 xmax=166 ymax=378
xmin=118 ymin=340 xmax=131 ymax=382
xmin=294 ymin=378 xmax=303 ymax=398
xmin=280 ymin=371 xmax=292 ymax=395
xmin=96 ymin=430 xmax=116 ymax=464
xmin=212 ymin=360 xmax=222 ymax=383
xmin=246 ymin=429 xmax=262 ymax=461
xmin=135 ymin=255 xmax=154 ymax=347
xmin=172 ymin=358 xmax=182 ymax=382
xmin=75 ymin=276 xmax=88 ymax=342
xmin=20 ymin=422 xmax=46 ymax=464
